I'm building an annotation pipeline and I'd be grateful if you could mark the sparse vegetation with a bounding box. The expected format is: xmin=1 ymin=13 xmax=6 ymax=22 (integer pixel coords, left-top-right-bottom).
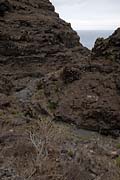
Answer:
xmin=28 ymin=118 xmax=83 ymax=179
xmin=116 ymin=143 xmax=120 ymax=149
xmin=47 ymin=100 xmax=58 ymax=110
xmin=116 ymin=156 xmax=120 ymax=168
xmin=26 ymin=118 xmax=120 ymax=180
xmin=29 ymin=118 xmax=63 ymax=179
xmin=0 ymin=110 xmax=4 ymax=116
xmin=67 ymin=149 xmax=75 ymax=158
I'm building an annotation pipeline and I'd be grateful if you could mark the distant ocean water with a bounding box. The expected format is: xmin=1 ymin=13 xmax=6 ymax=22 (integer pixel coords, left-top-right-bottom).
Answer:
xmin=77 ymin=30 xmax=114 ymax=49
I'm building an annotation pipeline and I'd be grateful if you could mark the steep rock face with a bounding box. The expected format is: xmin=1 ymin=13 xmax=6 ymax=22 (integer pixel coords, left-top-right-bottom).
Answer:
xmin=0 ymin=0 xmax=89 ymax=98
xmin=0 ymin=0 xmax=88 ymax=77
xmin=33 ymin=28 xmax=120 ymax=136
xmin=92 ymin=28 xmax=120 ymax=62
xmin=0 ymin=0 xmax=120 ymax=137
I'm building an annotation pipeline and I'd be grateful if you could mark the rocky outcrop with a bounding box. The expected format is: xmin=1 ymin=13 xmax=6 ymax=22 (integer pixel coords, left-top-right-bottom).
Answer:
xmin=92 ymin=28 xmax=120 ymax=62
xmin=0 ymin=0 xmax=88 ymax=78
xmin=0 ymin=1 xmax=12 ymax=16
xmin=34 ymin=62 xmax=120 ymax=136
xmin=0 ymin=0 xmax=89 ymax=100
xmin=31 ymin=28 xmax=120 ymax=136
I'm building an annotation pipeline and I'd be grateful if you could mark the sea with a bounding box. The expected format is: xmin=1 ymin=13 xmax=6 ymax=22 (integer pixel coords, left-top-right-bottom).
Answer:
xmin=77 ymin=30 xmax=114 ymax=49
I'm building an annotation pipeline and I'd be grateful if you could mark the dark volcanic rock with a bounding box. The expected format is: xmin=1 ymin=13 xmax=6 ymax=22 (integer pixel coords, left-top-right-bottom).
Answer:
xmin=37 ymin=64 xmax=120 ymax=135
xmin=92 ymin=28 xmax=120 ymax=63
xmin=0 ymin=0 xmax=89 ymax=100
xmin=0 ymin=0 xmax=88 ymax=77
xmin=61 ymin=66 xmax=80 ymax=84
xmin=0 ymin=1 xmax=11 ymax=16
xmin=0 ymin=1 xmax=120 ymax=180
xmin=0 ymin=1 xmax=120 ymax=136
xmin=31 ymin=27 xmax=120 ymax=136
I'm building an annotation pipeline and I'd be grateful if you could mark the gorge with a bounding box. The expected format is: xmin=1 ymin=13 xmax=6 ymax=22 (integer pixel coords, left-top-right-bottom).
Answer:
xmin=0 ymin=0 xmax=120 ymax=179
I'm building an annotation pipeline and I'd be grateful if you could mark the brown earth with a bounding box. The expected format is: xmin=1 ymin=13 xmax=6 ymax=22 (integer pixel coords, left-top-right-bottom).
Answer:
xmin=0 ymin=0 xmax=120 ymax=179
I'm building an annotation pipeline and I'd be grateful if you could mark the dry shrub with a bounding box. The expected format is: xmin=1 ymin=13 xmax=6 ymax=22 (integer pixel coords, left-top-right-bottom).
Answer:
xmin=29 ymin=118 xmax=64 ymax=179
xmin=28 ymin=118 xmax=120 ymax=180
xmin=29 ymin=118 xmax=85 ymax=180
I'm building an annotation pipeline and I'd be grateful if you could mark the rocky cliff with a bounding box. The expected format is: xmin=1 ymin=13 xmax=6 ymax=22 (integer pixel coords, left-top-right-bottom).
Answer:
xmin=92 ymin=28 xmax=120 ymax=61
xmin=0 ymin=0 xmax=90 ymax=127
xmin=0 ymin=0 xmax=88 ymax=77
xmin=0 ymin=0 xmax=89 ymax=96
xmin=34 ymin=28 xmax=120 ymax=136
xmin=0 ymin=0 xmax=120 ymax=179
xmin=0 ymin=0 xmax=120 ymax=137
xmin=0 ymin=0 xmax=120 ymax=138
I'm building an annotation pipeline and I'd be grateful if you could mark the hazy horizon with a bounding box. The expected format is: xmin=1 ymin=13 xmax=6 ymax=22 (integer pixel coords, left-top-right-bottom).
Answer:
xmin=50 ymin=0 xmax=120 ymax=30
xmin=77 ymin=29 xmax=113 ymax=49
xmin=76 ymin=29 xmax=114 ymax=31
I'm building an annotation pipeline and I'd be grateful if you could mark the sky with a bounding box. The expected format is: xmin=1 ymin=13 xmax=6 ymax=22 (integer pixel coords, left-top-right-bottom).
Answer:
xmin=50 ymin=0 xmax=120 ymax=30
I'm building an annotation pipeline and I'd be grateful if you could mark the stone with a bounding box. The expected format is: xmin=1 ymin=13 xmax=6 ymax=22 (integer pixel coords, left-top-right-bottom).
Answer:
xmin=61 ymin=66 xmax=80 ymax=84
xmin=0 ymin=1 xmax=11 ymax=16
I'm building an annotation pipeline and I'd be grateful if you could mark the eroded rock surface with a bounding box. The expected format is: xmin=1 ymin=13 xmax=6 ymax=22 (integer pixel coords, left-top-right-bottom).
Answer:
xmin=0 ymin=0 xmax=120 ymax=179
xmin=0 ymin=0 xmax=120 ymax=135
xmin=92 ymin=28 xmax=120 ymax=62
